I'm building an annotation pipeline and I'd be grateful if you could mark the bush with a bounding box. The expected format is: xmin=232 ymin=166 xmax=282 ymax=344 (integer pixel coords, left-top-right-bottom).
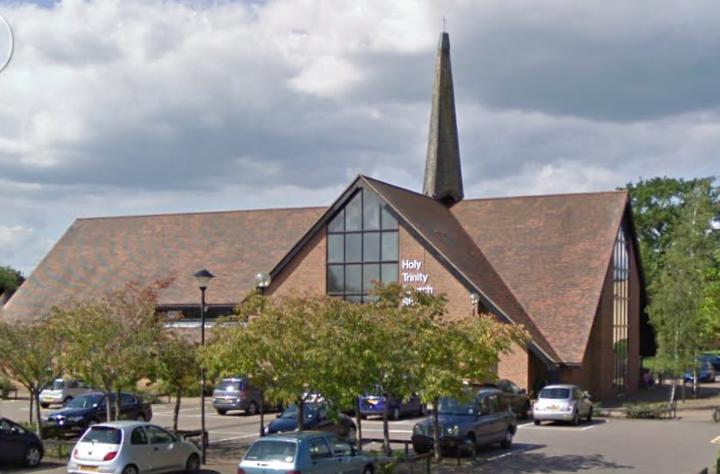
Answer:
xmin=624 ymin=402 xmax=669 ymax=419
xmin=0 ymin=376 xmax=16 ymax=398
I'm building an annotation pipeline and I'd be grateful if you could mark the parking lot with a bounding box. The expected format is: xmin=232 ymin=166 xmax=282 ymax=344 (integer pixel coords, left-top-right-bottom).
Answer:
xmin=2 ymin=397 xmax=719 ymax=473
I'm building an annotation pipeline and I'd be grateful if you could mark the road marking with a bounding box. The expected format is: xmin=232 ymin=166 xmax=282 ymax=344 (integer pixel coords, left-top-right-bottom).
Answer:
xmin=485 ymin=445 xmax=533 ymax=462
xmin=212 ymin=433 xmax=258 ymax=443
xmin=711 ymin=435 xmax=720 ymax=444
xmin=519 ymin=422 xmax=602 ymax=431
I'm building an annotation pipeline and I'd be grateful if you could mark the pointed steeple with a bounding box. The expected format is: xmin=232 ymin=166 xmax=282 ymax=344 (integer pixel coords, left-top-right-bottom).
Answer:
xmin=423 ymin=31 xmax=464 ymax=205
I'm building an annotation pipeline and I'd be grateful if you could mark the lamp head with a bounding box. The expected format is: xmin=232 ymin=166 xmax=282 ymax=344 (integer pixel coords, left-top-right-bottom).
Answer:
xmin=193 ymin=269 xmax=215 ymax=289
xmin=255 ymin=272 xmax=271 ymax=289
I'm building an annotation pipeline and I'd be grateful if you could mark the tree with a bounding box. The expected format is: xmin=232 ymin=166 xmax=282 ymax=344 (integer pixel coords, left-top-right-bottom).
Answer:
xmin=648 ymin=186 xmax=719 ymax=401
xmin=0 ymin=319 xmax=63 ymax=438
xmin=52 ymin=281 xmax=168 ymax=420
xmin=0 ymin=265 xmax=23 ymax=294
xmin=152 ymin=334 xmax=199 ymax=432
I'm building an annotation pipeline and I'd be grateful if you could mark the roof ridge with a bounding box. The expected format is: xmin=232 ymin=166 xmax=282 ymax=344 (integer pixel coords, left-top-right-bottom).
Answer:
xmin=361 ymin=175 xmax=429 ymax=200
xmin=461 ymin=189 xmax=628 ymax=203
xmin=75 ymin=205 xmax=328 ymax=222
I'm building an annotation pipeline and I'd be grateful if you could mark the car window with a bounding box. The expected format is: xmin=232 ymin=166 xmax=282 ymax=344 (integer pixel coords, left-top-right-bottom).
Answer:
xmin=68 ymin=393 xmax=104 ymax=409
xmin=477 ymin=397 xmax=490 ymax=416
xmin=216 ymin=380 xmax=242 ymax=392
xmin=487 ymin=395 xmax=500 ymax=414
xmin=120 ymin=393 xmax=135 ymax=407
xmin=539 ymin=388 xmax=571 ymax=399
xmin=131 ymin=427 xmax=148 ymax=445
xmin=145 ymin=425 xmax=175 ymax=444
xmin=329 ymin=436 xmax=352 ymax=457
xmin=82 ymin=427 xmax=122 ymax=445
xmin=0 ymin=419 xmax=13 ymax=432
xmin=509 ymin=382 xmax=520 ymax=394
xmin=245 ymin=440 xmax=296 ymax=463
xmin=309 ymin=438 xmax=332 ymax=460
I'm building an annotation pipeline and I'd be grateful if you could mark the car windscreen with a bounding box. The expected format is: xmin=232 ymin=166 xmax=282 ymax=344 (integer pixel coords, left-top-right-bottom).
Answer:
xmin=438 ymin=397 xmax=475 ymax=416
xmin=81 ymin=426 xmax=122 ymax=444
xmin=363 ymin=385 xmax=384 ymax=397
xmin=216 ymin=380 xmax=242 ymax=391
xmin=67 ymin=393 xmax=104 ymax=408
xmin=281 ymin=403 xmax=319 ymax=419
xmin=539 ymin=388 xmax=571 ymax=399
xmin=245 ymin=440 xmax=297 ymax=462
xmin=52 ymin=380 xmax=65 ymax=390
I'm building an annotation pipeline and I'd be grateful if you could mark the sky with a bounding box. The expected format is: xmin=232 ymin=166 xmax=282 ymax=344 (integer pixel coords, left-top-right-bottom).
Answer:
xmin=0 ymin=0 xmax=719 ymax=276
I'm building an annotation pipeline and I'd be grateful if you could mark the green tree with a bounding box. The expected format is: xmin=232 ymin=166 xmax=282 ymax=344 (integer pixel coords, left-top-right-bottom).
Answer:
xmin=152 ymin=334 xmax=199 ymax=432
xmin=648 ymin=186 xmax=718 ymax=401
xmin=0 ymin=319 xmax=63 ymax=437
xmin=0 ymin=265 xmax=23 ymax=294
xmin=52 ymin=281 xmax=168 ymax=420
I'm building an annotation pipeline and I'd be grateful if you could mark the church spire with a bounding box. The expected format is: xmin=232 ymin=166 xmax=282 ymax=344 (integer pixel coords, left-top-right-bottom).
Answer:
xmin=423 ymin=31 xmax=464 ymax=205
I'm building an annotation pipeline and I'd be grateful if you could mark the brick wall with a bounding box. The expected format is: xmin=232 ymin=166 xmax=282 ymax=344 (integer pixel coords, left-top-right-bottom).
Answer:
xmin=267 ymin=230 xmax=326 ymax=297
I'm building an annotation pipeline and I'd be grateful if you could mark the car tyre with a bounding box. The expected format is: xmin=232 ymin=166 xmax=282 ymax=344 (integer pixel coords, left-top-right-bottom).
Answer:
xmin=24 ymin=445 xmax=42 ymax=467
xmin=571 ymin=411 xmax=579 ymax=426
xmin=362 ymin=465 xmax=374 ymax=474
xmin=122 ymin=465 xmax=139 ymax=474
xmin=533 ymin=419 xmax=540 ymax=426
xmin=464 ymin=433 xmax=477 ymax=456
xmin=40 ymin=403 xmax=50 ymax=409
xmin=185 ymin=454 xmax=200 ymax=474
xmin=392 ymin=407 xmax=401 ymax=421
xmin=500 ymin=429 xmax=513 ymax=449
xmin=587 ymin=407 xmax=593 ymax=422
xmin=246 ymin=401 xmax=258 ymax=416
xmin=216 ymin=409 xmax=227 ymax=415
xmin=135 ymin=414 xmax=145 ymax=422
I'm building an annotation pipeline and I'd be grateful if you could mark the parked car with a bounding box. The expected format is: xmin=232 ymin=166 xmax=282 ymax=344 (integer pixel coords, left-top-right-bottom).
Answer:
xmin=265 ymin=403 xmax=357 ymax=441
xmin=212 ymin=377 xmax=263 ymax=416
xmin=411 ymin=387 xmax=516 ymax=454
xmin=533 ymin=385 xmax=593 ymax=426
xmin=39 ymin=378 xmax=93 ymax=408
xmin=700 ymin=354 xmax=720 ymax=371
xmin=67 ymin=421 xmax=200 ymax=474
xmin=358 ymin=386 xmax=424 ymax=420
xmin=239 ymin=431 xmax=375 ymax=474
xmin=0 ymin=416 xmax=43 ymax=467
xmin=683 ymin=360 xmax=716 ymax=383
xmin=45 ymin=392 xmax=152 ymax=435
xmin=479 ymin=379 xmax=531 ymax=419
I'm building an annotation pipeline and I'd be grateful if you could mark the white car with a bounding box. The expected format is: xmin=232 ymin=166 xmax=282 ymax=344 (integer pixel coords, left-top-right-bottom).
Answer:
xmin=67 ymin=421 xmax=200 ymax=474
xmin=533 ymin=384 xmax=593 ymax=426
xmin=40 ymin=379 xmax=93 ymax=408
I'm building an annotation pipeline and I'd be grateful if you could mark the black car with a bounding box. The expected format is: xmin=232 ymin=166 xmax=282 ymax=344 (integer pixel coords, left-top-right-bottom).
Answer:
xmin=45 ymin=392 xmax=153 ymax=435
xmin=264 ymin=403 xmax=357 ymax=441
xmin=411 ymin=388 xmax=516 ymax=454
xmin=480 ymin=379 xmax=531 ymax=419
xmin=0 ymin=417 xmax=44 ymax=467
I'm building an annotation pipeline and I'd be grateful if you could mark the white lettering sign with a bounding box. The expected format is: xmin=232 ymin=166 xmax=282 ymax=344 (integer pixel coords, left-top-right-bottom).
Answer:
xmin=400 ymin=259 xmax=434 ymax=297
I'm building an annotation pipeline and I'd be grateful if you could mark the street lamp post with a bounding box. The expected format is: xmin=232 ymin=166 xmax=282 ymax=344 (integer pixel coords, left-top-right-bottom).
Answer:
xmin=470 ymin=292 xmax=480 ymax=317
xmin=193 ymin=268 xmax=214 ymax=465
xmin=254 ymin=271 xmax=271 ymax=438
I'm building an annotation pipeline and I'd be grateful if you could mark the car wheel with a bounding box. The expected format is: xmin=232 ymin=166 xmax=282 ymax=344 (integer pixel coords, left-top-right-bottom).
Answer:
xmin=500 ymin=429 xmax=513 ymax=449
xmin=413 ymin=442 xmax=429 ymax=454
xmin=587 ymin=407 xmax=593 ymax=422
xmin=571 ymin=411 xmax=579 ymax=426
xmin=362 ymin=465 xmax=374 ymax=474
xmin=24 ymin=445 xmax=42 ymax=467
xmin=246 ymin=401 xmax=258 ymax=416
xmin=217 ymin=409 xmax=227 ymax=415
xmin=464 ymin=433 xmax=477 ymax=455
xmin=40 ymin=403 xmax=49 ymax=409
xmin=121 ymin=465 xmax=139 ymax=474
xmin=135 ymin=414 xmax=145 ymax=422
xmin=534 ymin=419 xmax=541 ymax=426
xmin=392 ymin=407 xmax=401 ymax=421
xmin=185 ymin=453 xmax=200 ymax=474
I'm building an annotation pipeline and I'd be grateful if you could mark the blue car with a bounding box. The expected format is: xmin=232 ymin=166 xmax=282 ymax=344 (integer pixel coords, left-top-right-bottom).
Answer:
xmin=239 ymin=431 xmax=375 ymax=474
xmin=358 ymin=388 xmax=424 ymax=420
xmin=683 ymin=361 xmax=716 ymax=383
xmin=264 ymin=403 xmax=357 ymax=441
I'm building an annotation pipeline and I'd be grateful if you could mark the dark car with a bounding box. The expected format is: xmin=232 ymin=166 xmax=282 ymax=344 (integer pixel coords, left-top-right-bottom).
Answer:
xmin=0 ymin=417 xmax=44 ymax=467
xmin=700 ymin=354 xmax=720 ymax=372
xmin=212 ymin=377 xmax=264 ymax=416
xmin=684 ymin=360 xmax=716 ymax=384
xmin=411 ymin=388 xmax=516 ymax=454
xmin=480 ymin=379 xmax=531 ymax=419
xmin=45 ymin=392 xmax=152 ymax=435
xmin=264 ymin=403 xmax=357 ymax=441
xmin=358 ymin=387 xmax=424 ymax=420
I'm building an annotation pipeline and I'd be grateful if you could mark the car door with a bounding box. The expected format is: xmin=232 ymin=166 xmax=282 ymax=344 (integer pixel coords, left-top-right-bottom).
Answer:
xmin=327 ymin=435 xmax=361 ymax=474
xmin=126 ymin=426 xmax=154 ymax=472
xmin=145 ymin=424 xmax=183 ymax=472
xmin=487 ymin=394 xmax=508 ymax=441
xmin=307 ymin=436 xmax=336 ymax=473
xmin=120 ymin=393 xmax=138 ymax=420
xmin=0 ymin=419 xmax=25 ymax=463
xmin=473 ymin=396 xmax=495 ymax=445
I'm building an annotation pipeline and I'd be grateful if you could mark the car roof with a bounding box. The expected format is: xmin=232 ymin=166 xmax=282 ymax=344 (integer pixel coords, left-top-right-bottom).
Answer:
xmin=260 ymin=431 xmax=335 ymax=442
xmin=88 ymin=421 xmax=151 ymax=430
xmin=541 ymin=384 xmax=578 ymax=390
xmin=476 ymin=387 xmax=503 ymax=396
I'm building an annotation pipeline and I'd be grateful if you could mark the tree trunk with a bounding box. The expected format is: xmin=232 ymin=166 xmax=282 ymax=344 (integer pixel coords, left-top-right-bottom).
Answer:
xmin=259 ymin=391 xmax=265 ymax=438
xmin=432 ymin=397 xmax=441 ymax=462
xmin=355 ymin=398 xmax=363 ymax=452
xmin=297 ymin=398 xmax=304 ymax=432
xmin=115 ymin=389 xmax=122 ymax=421
xmin=173 ymin=387 xmax=182 ymax=433
xmin=33 ymin=390 xmax=43 ymax=440
xmin=669 ymin=379 xmax=677 ymax=418
xmin=105 ymin=393 xmax=113 ymax=422
xmin=692 ymin=369 xmax=698 ymax=398
xmin=382 ymin=394 xmax=391 ymax=456
xmin=681 ymin=379 xmax=686 ymax=401
xmin=28 ymin=390 xmax=34 ymax=425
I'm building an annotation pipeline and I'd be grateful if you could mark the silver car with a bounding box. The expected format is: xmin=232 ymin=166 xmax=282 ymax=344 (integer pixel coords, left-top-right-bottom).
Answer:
xmin=40 ymin=379 xmax=93 ymax=408
xmin=533 ymin=384 xmax=593 ymax=426
xmin=67 ymin=421 xmax=200 ymax=474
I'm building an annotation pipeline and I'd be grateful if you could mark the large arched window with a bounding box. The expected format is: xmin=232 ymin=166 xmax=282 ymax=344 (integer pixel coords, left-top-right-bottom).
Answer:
xmin=327 ymin=189 xmax=399 ymax=302
xmin=612 ymin=228 xmax=629 ymax=390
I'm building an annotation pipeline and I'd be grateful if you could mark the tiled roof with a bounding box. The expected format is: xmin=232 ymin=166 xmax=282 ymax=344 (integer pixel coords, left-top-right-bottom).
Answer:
xmin=452 ymin=191 xmax=628 ymax=363
xmin=2 ymin=207 xmax=324 ymax=320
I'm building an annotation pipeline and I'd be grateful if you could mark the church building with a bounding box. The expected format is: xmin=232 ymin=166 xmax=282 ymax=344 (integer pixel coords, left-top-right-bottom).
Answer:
xmin=3 ymin=33 xmax=652 ymax=400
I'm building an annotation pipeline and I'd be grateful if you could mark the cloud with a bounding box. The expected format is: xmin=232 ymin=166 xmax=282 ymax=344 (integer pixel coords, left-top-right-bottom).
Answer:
xmin=0 ymin=0 xmax=718 ymax=275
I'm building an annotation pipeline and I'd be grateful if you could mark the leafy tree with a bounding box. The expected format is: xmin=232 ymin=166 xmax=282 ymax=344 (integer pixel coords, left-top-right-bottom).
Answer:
xmin=52 ymin=281 xmax=168 ymax=420
xmin=0 ymin=319 xmax=63 ymax=437
xmin=648 ymin=186 xmax=719 ymax=401
xmin=0 ymin=265 xmax=23 ymax=294
xmin=152 ymin=334 xmax=199 ymax=432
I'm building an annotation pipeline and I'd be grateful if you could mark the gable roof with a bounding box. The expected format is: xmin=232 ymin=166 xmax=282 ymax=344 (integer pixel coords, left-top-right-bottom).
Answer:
xmin=452 ymin=191 xmax=628 ymax=364
xmin=3 ymin=207 xmax=324 ymax=321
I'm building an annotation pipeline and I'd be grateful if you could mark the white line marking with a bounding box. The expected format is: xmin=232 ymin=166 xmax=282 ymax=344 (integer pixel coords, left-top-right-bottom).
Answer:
xmin=485 ymin=445 xmax=532 ymax=462
xmin=212 ymin=433 xmax=258 ymax=443
xmin=711 ymin=435 xmax=720 ymax=444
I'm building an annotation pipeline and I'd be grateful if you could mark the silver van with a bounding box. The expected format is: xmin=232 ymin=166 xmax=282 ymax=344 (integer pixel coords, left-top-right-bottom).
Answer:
xmin=39 ymin=379 xmax=92 ymax=408
xmin=212 ymin=378 xmax=262 ymax=416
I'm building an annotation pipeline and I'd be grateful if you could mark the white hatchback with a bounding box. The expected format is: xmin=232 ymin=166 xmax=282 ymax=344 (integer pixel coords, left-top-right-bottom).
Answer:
xmin=533 ymin=384 xmax=593 ymax=426
xmin=67 ymin=421 xmax=200 ymax=474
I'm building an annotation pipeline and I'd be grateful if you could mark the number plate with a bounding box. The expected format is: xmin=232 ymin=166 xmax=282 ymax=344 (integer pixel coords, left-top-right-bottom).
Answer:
xmin=78 ymin=466 xmax=99 ymax=472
